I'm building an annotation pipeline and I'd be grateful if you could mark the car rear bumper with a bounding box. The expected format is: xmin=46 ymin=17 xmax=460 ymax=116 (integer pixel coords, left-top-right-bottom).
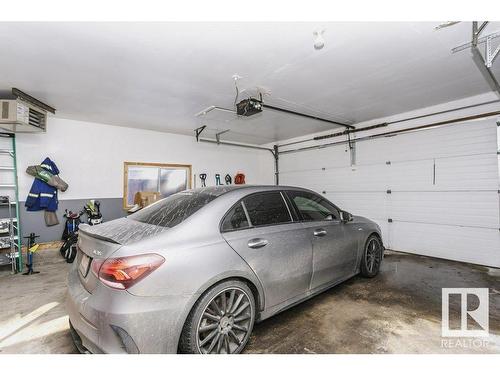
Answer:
xmin=69 ymin=320 xmax=93 ymax=354
xmin=66 ymin=263 xmax=194 ymax=354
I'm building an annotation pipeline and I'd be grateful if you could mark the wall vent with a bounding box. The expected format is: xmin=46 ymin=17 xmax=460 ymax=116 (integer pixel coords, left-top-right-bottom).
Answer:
xmin=0 ymin=99 xmax=46 ymax=133
xmin=0 ymin=89 xmax=55 ymax=133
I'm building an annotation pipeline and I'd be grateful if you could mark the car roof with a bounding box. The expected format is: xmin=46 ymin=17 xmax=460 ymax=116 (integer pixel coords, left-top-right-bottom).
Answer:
xmin=176 ymin=185 xmax=317 ymax=228
xmin=187 ymin=184 xmax=311 ymax=197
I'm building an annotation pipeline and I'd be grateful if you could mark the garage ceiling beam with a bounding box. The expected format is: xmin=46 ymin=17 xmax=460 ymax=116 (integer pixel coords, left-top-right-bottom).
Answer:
xmin=472 ymin=21 xmax=489 ymax=44
xmin=452 ymin=22 xmax=500 ymax=95
xmin=471 ymin=47 xmax=500 ymax=94
xmin=471 ymin=21 xmax=500 ymax=94
xmin=452 ymin=31 xmax=500 ymax=53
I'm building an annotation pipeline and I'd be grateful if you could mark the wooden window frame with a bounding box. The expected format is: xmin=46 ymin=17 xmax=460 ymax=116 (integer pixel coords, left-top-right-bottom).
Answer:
xmin=123 ymin=161 xmax=192 ymax=209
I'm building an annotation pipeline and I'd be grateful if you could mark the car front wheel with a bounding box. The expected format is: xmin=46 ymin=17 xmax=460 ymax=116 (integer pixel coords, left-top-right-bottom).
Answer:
xmin=360 ymin=235 xmax=383 ymax=278
xmin=179 ymin=280 xmax=255 ymax=354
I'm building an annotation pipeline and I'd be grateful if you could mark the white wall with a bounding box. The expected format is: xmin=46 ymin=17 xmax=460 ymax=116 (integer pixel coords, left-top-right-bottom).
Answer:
xmin=16 ymin=117 xmax=275 ymax=201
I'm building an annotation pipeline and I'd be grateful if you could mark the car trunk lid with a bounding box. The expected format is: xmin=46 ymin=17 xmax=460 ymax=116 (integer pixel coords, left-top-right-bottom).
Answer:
xmin=79 ymin=218 xmax=168 ymax=245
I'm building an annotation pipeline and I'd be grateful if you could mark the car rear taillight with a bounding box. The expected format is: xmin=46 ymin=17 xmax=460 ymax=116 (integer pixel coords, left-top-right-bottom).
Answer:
xmin=91 ymin=253 xmax=165 ymax=290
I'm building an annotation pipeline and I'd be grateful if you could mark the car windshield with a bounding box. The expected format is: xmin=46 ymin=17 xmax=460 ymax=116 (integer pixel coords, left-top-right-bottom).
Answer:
xmin=129 ymin=190 xmax=218 ymax=228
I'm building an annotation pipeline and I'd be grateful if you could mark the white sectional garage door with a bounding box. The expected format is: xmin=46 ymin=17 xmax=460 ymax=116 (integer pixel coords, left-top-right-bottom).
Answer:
xmin=280 ymin=118 xmax=500 ymax=268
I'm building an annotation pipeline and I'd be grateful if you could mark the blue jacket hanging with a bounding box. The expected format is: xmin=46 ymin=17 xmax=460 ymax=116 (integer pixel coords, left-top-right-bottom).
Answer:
xmin=25 ymin=157 xmax=60 ymax=212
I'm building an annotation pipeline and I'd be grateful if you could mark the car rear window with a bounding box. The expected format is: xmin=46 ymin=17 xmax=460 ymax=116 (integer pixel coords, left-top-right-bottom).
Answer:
xmin=221 ymin=202 xmax=250 ymax=232
xmin=129 ymin=191 xmax=218 ymax=228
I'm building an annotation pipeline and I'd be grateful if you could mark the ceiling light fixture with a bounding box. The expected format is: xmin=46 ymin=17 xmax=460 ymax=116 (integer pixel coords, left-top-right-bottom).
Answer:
xmin=313 ymin=29 xmax=325 ymax=50
xmin=434 ymin=21 xmax=461 ymax=30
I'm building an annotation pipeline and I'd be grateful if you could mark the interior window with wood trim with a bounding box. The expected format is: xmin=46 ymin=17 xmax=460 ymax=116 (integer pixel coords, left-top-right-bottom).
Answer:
xmin=123 ymin=162 xmax=192 ymax=209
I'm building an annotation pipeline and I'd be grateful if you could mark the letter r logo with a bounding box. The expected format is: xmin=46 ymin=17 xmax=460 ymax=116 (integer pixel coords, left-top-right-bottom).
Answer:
xmin=442 ymin=288 xmax=489 ymax=337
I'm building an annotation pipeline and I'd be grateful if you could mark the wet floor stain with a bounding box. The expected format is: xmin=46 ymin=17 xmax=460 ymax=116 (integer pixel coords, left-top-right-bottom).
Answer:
xmin=244 ymin=252 xmax=500 ymax=354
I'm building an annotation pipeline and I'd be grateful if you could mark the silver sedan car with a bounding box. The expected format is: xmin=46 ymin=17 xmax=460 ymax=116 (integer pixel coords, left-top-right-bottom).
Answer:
xmin=67 ymin=185 xmax=383 ymax=354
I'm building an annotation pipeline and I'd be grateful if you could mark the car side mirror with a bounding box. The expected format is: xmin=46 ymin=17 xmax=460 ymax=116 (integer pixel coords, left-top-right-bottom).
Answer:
xmin=340 ymin=211 xmax=353 ymax=223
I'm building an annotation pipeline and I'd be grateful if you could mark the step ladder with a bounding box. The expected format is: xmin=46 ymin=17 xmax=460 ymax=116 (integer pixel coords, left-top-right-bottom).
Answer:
xmin=0 ymin=133 xmax=23 ymax=272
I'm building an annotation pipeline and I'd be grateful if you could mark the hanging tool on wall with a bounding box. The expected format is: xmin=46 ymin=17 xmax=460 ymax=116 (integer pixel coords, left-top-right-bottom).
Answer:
xmin=23 ymin=233 xmax=40 ymax=275
xmin=234 ymin=172 xmax=246 ymax=185
xmin=225 ymin=174 xmax=232 ymax=185
xmin=215 ymin=174 xmax=222 ymax=185
xmin=199 ymin=173 xmax=207 ymax=187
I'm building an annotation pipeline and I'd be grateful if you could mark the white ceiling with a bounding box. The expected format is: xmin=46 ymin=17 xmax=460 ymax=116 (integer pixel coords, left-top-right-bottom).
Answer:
xmin=0 ymin=22 xmax=499 ymax=144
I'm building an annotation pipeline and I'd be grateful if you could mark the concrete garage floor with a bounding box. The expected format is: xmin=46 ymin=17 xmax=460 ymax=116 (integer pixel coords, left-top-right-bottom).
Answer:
xmin=0 ymin=248 xmax=499 ymax=354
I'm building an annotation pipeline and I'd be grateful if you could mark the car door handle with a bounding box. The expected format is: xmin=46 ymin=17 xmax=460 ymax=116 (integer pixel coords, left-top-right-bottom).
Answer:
xmin=247 ymin=238 xmax=269 ymax=249
xmin=313 ymin=229 xmax=327 ymax=237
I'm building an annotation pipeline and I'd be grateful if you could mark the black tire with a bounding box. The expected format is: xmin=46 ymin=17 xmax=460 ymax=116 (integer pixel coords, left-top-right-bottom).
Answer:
xmin=60 ymin=238 xmax=71 ymax=258
xmin=360 ymin=235 xmax=383 ymax=278
xmin=61 ymin=235 xmax=78 ymax=263
xmin=179 ymin=279 xmax=255 ymax=354
xmin=66 ymin=242 xmax=78 ymax=263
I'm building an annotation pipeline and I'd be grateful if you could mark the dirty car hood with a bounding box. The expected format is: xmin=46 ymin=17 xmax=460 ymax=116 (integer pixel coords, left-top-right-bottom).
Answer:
xmin=79 ymin=217 xmax=168 ymax=245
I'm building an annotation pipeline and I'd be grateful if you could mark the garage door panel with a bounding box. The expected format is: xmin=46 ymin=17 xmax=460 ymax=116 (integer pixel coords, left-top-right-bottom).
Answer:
xmin=387 ymin=160 xmax=434 ymax=190
xmin=280 ymin=169 xmax=326 ymax=188
xmin=282 ymin=165 xmax=392 ymax=191
xmin=280 ymin=119 xmax=500 ymax=267
xmin=350 ymin=165 xmax=391 ymax=188
xmin=390 ymin=221 xmax=500 ymax=268
xmin=435 ymin=154 xmax=499 ymax=189
xmin=280 ymin=147 xmax=349 ymax=172
xmin=325 ymin=192 xmax=386 ymax=221
xmin=390 ymin=192 xmax=500 ymax=228
xmin=356 ymin=120 xmax=498 ymax=164
xmin=324 ymin=166 xmax=390 ymax=191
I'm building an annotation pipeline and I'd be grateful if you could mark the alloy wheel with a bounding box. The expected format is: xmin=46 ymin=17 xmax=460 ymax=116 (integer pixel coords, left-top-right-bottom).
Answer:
xmin=365 ymin=238 xmax=381 ymax=273
xmin=196 ymin=287 xmax=253 ymax=354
